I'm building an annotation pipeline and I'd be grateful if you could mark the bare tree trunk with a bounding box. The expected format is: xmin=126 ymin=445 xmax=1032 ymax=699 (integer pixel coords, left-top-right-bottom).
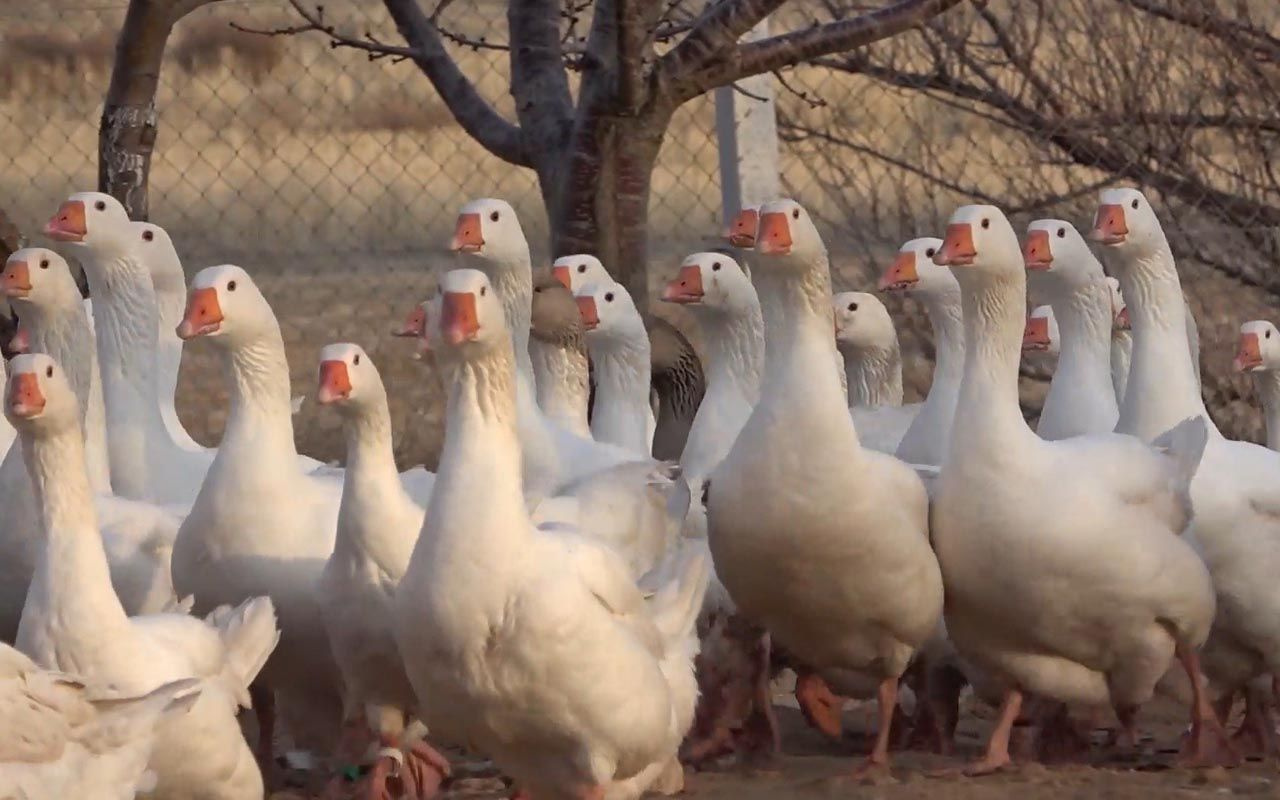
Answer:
xmin=99 ymin=0 xmax=218 ymax=219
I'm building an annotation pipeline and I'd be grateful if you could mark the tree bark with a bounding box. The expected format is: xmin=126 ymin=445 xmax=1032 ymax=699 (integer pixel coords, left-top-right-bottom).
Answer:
xmin=99 ymin=0 xmax=219 ymax=219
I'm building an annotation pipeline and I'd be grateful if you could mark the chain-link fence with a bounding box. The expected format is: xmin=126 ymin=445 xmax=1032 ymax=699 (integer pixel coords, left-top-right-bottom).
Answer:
xmin=2 ymin=0 xmax=1278 ymax=462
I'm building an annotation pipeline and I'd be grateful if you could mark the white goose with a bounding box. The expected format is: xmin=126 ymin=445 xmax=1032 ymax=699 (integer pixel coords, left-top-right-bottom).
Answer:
xmin=0 ymin=249 xmax=181 ymax=642
xmin=171 ymin=264 xmax=346 ymax=754
xmin=879 ymin=237 xmax=964 ymax=467
xmin=0 ymin=642 xmax=199 ymax=800
xmin=6 ymin=353 xmax=280 ymax=798
xmin=395 ymin=267 xmax=708 ymax=800
xmin=575 ymin=280 xmax=655 ymax=456
xmin=1107 ymin=277 xmax=1133 ymax=406
xmin=707 ymin=199 xmax=943 ymax=775
xmin=1022 ymin=305 xmax=1060 ymax=364
xmin=931 ymin=202 xmax=1224 ymax=773
xmin=530 ymin=272 xmax=591 ymax=438
xmin=1234 ymin=320 xmax=1280 ymax=450
xmin=1095 ymin=188 xmax=1280 ymax=746
xmin=1023 ymin=219 xmax=1118 ymax=439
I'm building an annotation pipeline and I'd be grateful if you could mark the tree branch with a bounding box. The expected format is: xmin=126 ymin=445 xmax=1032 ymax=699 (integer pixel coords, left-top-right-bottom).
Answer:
xmin=656 ymin=0 xmax=788 ymax=94
xmin=1117 ymin=0 xmax=1280 ymax=63
xmin=507 ymin=0 xmax=574 ymax=152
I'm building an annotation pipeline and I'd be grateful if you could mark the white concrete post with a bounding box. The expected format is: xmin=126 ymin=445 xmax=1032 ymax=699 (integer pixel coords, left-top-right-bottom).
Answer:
xmin=714 ymin=18 xmax=782 ymax=228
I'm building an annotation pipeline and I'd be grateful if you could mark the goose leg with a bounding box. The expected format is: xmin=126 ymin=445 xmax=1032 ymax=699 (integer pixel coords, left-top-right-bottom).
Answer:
xmin=738 ymin=631 xmax=782 ymax=760
xmin=794 ymin=668 xmax=844 ymax=740
xmin=1176 ymin=643 xmax=1241 ymax=768
xmin=849 ymin=678 xmax=898 ymax=779
xmin=934 ymin=687 xmax=1022 ymax=777
xmin=1230 ymin=684 xmax=1275 ymax=759
xmin=404 ymin=738 xmax=451 ymax=798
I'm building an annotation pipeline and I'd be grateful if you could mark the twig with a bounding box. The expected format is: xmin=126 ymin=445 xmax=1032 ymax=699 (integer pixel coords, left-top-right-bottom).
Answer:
xmin=232 ymin=1 xmax=420 ymax=62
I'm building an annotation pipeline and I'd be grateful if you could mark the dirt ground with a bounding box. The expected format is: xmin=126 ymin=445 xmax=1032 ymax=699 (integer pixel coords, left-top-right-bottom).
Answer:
xmin=267 ymin=689 xmax=1280 ymax=800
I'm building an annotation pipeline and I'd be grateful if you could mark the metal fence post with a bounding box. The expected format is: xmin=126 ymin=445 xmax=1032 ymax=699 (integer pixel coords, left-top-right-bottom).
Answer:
xmin=714 ymin=17 xmax=781 ymax=229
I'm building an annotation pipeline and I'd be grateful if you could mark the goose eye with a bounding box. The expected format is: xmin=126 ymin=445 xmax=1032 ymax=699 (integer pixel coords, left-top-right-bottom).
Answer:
xmin=981 ymin=218 xmax=990 ymax=229
xmin=1268 ymin=330 xmax=1273 ymax=340
xmin=45 ymin=366 xmax=53 ymax=378
xmin=791 ymin=209 xmax=800 ymax=220
xmin=480 ymin=286 xmax=487 ymax=297
xmin=925 ymin=248 xmax=935 ymax=257
xmin=353 ymin=354 xmax=361 ymax=365
xmin=604 ymin=292 xmax=615 ymax=303
xmin=94 ymin=200 xmax=106 ymax=211
xmin=227 ymin=280 xmax=237 ymax=292
xmin=577 ymin=264 xmax=587 ymax=274
xmin=1056 ymin=228 xmax=1065 ymax=238
xmin=489 ymin=211 xmax=500 ymax=222
xmin=712 ymin=262 xmax=721 ymax=271
xmin=142 ymin=230 xmax=154 ymax=242
xmin=39 ymin=259 xmax=49 ymax=269
xmin=1131 ymin=199 xmax=1139 ymax=209
xmin=847 ymin=302 xmax=858 ymax=312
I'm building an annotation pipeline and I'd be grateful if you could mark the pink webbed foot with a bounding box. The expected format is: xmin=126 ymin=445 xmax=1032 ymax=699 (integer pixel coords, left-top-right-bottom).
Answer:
xmin=1175 ymin=644 xmax=1242 ymax=768
xmin=404 ymin=739 xmax=451 ymax=798
xmin=794 ymin=669 xmax=845 ymax=740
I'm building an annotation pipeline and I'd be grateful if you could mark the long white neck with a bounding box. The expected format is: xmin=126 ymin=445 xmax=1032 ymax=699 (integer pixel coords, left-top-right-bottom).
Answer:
xmin=79 ymin=252 xmax=164 ymax=498
xmin=333 ymin=393 xmax=418 ymax=562
xmin=1112 ymin=245 xmax=1213 ymax=441
xmin=895 ymin=292 xmax=965 ymax=465
xmin=1037 ymin=278 xmax=1118 ymax=439
xmin=215 ymin=327 xmax=300 ymax=466
xmin=16 ymin=423 xmax=131 ymax=658
xmin=150 ymin=261 xmax=190 ymax=446
xmin=701 ymin=303 xmax=764 ymax=410
xmin=587 ymin=336 xmax=653 ymax=455
xmin=755 ymin=254 xmax=853 ymax=443
xmin=463 ymin=253 xmax=535 ymax=387
xmin=1111 ymin=330 xmax=1132 ymax=407
xmin=529 ymin=336 xmax=590 ymax=438
xmin=843 ymin=341 xmax=903 ymax=408
xmin=1253 ymin=369 xmax=1280 ymax=451
xmin=950 ymin=273 xmax=1037 ymax=463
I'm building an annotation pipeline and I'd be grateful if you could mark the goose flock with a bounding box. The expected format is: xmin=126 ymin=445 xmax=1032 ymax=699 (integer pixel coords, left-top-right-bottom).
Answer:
xmin=2 ymin=186 xmax=1279 ymax=800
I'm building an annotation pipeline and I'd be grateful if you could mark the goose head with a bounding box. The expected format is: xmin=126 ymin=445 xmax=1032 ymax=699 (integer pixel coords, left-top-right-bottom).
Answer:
xmin=1106 ymin=277 xmax=1131 ymax=336
xmin=878 ymin=237 xmax=951 ymax=296
xmin=131 ymin=221 xmax=186 ymax=293
xmin=10 ymin=323 xmax=29 ymax=354
xmin=1022 ymin=305 xmax=1059 ymax=356
xmin=662 ymin=251 xmax=752 ymax=311
xmin=725 ymin=206 xmax=760 ymax=249
xmin=574 ymin=281 xmax=646 ymax=349
xmin=393 ymin=301 xmax=429 ymax=340
xmin=1090 ymin=187 xmax=1165 ymax=259
xmin=4 ymin=353 xmax=78 ymax=435
xmin=437 ymin=268 xmax=508 ymax=352
xmin=177 ymin=265 xmax=273 ymax=345
xmin=754 ymin=199 xmax=825 ymax=269
xmin=832 ymin=291 xmax=895 ymax=357
xmin=1234 ymin=321 xmax=1280 ymax=373
xmin=531 ymin=271 xmax=584 ymax=344
xmin=449 ymin=198 xmax=527 ymax=266
xmin=1023 ymin=220 xmax=1103 ymax=292
xmin=44 ymin=191 xmax=134 ymax=259
xmin=2 ymin=248 xmax=81 ymax=311
xmin=316 ymin=343 xmax=385 ymax=411
xmin=932 ymin=205 xmax=1022 ymax=288
xmin=551 ymin=254 xmax=609 ymax=294
xmin=394 ymin=295 xmax=443 ymax=361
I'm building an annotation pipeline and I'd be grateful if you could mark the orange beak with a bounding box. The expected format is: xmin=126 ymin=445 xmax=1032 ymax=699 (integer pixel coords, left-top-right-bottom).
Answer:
xmin=576 ymin=295 xmax=600 ymax=330
xmin=450 ymin=213 xmax=483 ymax=253
xmin=316 ymin=360 xmax=353 ymax=404
xmin=393 ymin=305 xmax=426 ymax=338
xmin=756 ymin=212 xmax=792 ymax=255
xmin=1022 ymin=316 xmax=1051 ymax=352
xmin=662 ymin=265 xmax=704 ymax=304
xmin=7 ymin=372 xmax=45 ymax=418
xmin=1234 ymin=332 xmax=1263 ymax=372
xmin=176 ymin=287 xmax=224 ymax=340
xmin=878 ymin=251 xmax=919 ymax=291
xmin=44 ymin=200 xmax=87 ymax=242
xmin=728 ymin=208 xmax=759 ymax=248
xmin=10 ymin=324 xmax=30 ymax=354
xmin=441 ymin=291 xmax=479 ymax=345
xmin=552 ymin=265 xmax=572 ymax=289
xmin=1115 ymin=306 xmax=1131 ymax=331
xmin=934 ymin=223 xmax=976 ymax=267
xmin=1023 ymin=230 xmax=1053 ymax=271
xmin=1 ymin=259 xmax=32 ymax=298
xmin=1091 ymin=204 xmax=1128 ymax=245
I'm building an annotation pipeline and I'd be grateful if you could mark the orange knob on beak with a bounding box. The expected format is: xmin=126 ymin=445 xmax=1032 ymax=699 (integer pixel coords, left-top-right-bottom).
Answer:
xmin=1023 ymin=230 xmax=1053 ymax=271
xmin=316 ymin=360 xmax=353 ymax=404
xmin=7 ymin=372 xmax=45 ymax=418
xmin=1 ymin=260 xmax=32 ymax=298
xmin=878 ymin=251 xmax=919 ymax=292
xmin=756 ymin=212 xmax=792 ymax=256
xmin=450 ymin=213 xmax=483 ymax=253
xmin=1234 ymin=332 xmax=1263 ymax=372
xmin=1091 ymin=204 xmax=1129 ymax=245
xmin=662 ymin=265 xmax=704 ymax=304
xmin=176 ymin=287 xmax=224 ymax=340
xmin=728 ymin=208 xmax=759 ymax=248
xmin=576 ymin=296 xmax=600 ymax=330
xmin=441 ymin=291 xmax=479 ymax=345
xmin=1022 ymin=316 xmax=1051 ymax=352
xmin=934 ymin=223 xmax=976 ymax=267
xmin=393 ymin=305 xmax=427 ymax=338
xmin=44 ymin=200 xmax=87 ymax=242
xmin=552 ymin=265 xmax=572 ymax=289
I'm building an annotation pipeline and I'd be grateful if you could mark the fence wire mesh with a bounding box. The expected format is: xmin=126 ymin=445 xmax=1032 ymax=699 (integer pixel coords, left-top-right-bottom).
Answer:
xmin=1 ymin=0 xmax=1278 ymax=462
